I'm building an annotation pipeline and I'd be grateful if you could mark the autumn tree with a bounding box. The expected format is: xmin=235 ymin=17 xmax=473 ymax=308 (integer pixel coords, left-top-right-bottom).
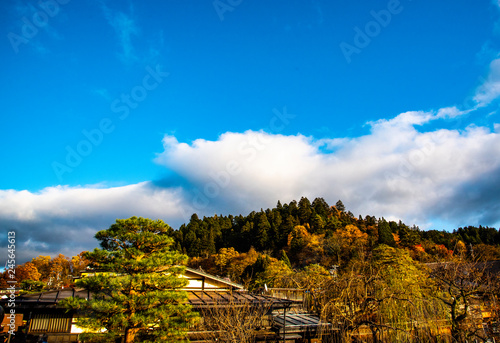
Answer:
xmin=287 ymin=224 xmax=325 ymax=265
xmin=214 ymin=247 xmax=239 ymax=274
xmin=15 ymin=262 xmax=44 ymax=292
xmin=318 ymin=246 xmax=446 ymax=343
xmin=0 ymin=272 xmax=9 ymax=288
xmin=429 ymin=257 xmax=495 ymax=342
xmin=294 ymin=263 xmax=330 ymax=290
xmin=61 ymin=217 xmax=198 ymax=343
xmin=280 ymin=250 xmax=292 ymax=269
xmin=15 ymin=262 xmax=41 ymax=282
xmin=251 ymin=259 xmax=295 ymax=289
xmin=473 ymin=243 xmax=500 ymax=261
xmin=199 ymin=299 xmax=273 ymax=343
xmin=48 ymin=254 xmax=72 ymax=288
xmin=324 ymin=224 xmax=368 ymax=266
xmin=30 ymin=255 xmax=52 ymax=282
xmin=70 ymin=251 xmax=91 ymax=277
xmin=372 ymin=246 xmax=447 ymax=342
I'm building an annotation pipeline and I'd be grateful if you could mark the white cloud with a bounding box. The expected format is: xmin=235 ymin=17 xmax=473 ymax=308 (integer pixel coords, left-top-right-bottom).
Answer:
xmin=100 ymin=2 xmax=140 ymax=64
xmin=474 ymin=58 xmax=500 ymax=108
xmin=2 ymin=111 xmax=500 ymax=263
xmin=156 ymin=111 xmax=500 ymax=230
xmin=0 ymin=183 xmax=193 ymax=262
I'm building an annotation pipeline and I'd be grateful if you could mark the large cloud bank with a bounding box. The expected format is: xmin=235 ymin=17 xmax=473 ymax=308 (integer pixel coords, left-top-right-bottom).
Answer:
xmin=0 ymin=183 xmax=189 ymax=262
xmin=2 ymin=108 xmax=499 ymax=263
xmin=156 ymin=110 xmax=500 ymax=228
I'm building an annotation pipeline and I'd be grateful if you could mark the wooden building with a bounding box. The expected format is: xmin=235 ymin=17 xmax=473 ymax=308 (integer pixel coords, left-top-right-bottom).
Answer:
xmin=0 ymin=268 xmax=329 ymax=343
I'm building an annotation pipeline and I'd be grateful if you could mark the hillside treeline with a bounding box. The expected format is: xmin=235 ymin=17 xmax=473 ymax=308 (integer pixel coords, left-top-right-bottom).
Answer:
xmin=167 ymin=197 xmax=499 ymax=270
xmin=2 ymin=197 xmax=499 ymax=291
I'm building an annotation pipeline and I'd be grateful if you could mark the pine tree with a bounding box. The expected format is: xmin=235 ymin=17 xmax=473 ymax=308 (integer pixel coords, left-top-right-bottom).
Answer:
xmin=298 ymin=196 xmax=313 ymax=224
xmin=378 ymin=219 xmax=396 ymax=247
xmin=335 ymin=200 xmax=346 ymax=213
xmin=255 ymin=212 xmax=271 ymax=251
xmin=61 ymin=217 xmax=198 ymax=343
xmin=312 ymin=197 xmax=329 ymax=218
xmin=280 ymin=250 xmax=292 ymax=269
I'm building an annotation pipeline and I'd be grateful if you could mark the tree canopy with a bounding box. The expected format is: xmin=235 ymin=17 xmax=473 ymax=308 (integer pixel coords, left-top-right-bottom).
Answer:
xmin=61 ymin=217 xmax=197 ymax=343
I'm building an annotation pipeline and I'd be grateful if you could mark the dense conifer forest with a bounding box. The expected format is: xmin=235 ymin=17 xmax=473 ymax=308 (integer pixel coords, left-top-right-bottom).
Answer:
xmin=3 ymin=197 xmax=499 ymax=290
xmin=159 ymin=198 xmax=499 ymax=287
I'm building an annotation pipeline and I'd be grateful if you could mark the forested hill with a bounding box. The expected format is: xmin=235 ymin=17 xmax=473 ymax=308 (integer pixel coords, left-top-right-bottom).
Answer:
xmin=167 ymin=197 xmax=500 ymax=268
xmin=3 ymin=197 xmax=499 ymax=292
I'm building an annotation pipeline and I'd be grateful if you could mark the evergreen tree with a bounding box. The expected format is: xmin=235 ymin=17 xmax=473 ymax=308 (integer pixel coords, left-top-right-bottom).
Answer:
xmin=276 ymin=200 xmax=283 ymax=211
xmin=238 ymin=221 xmax=254 ymax=252
xmin=280 ymin=250 xmax=292 ymax=269
xmin=255 ymin=212 xmax=271 ymax=251
xmin=280 ymin=215 xmax=298 ymax=247
xmin=267 ymin=210 xmax=282 ymax=252
xmin=311 ymin=213 xmax=325 ymax=233
xmin=287 ymin=200 xmax=299 ymax=218
xmin=62 ymin=217 xmax=197 ymax=343
xmin=298 ymin=196 xmax=313 ymax=224
xmin=312 ymin=197 xmax=329 ymax=218
xmin=335 ymin=200 xmax=346 ymax=213
xmin=378 ymin=219 xmax=396 ymax=247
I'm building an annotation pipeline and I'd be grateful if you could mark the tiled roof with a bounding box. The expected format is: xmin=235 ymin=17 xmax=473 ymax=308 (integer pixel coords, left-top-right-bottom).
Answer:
xmin=2 ymin=288 xmax=291 ymax=310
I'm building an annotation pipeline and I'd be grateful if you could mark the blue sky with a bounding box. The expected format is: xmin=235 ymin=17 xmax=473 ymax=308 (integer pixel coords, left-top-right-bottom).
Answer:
xmin=1 ymin=0 xmax=500 ymax=262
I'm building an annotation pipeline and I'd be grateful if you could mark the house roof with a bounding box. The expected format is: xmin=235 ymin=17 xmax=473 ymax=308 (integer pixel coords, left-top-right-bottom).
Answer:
xmin=273 ymin=313 xmax=332 ymax=335
xmin=0 ymin=288 xmax=91 ymax=310
xmin=187 ymin=290 xmax=291 ymax=309
xmin=2 ymin=288 xmax=291 ymax=311
xmin=1 ymin=266 xmax=255 ymax=312
xmin=183 ymin=267 xmax=244 ymax=290
xmin=78 ymin=266 xmax=245 ymax=290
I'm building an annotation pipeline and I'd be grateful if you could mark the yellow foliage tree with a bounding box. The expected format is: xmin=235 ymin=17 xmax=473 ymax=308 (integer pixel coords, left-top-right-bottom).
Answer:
xmin=287 ymin=225 xmax=325 ymax=265
xmin=254 ymin=260 xmax=295 ymax=288
xmin=214 ymin=247 xmax=240 ymax=273
xmin=71 ymin=251 xmax=90 ymax=277
xmin=16 ymin=262 xmax=41 ymax=282
xmin=225 ymin=247 xmax=259 ymax=283
xmin=338 ymin=224 xmax=368 ymax=247
xmin=49 ymin=254 xmax=71 ymax=287
xmin=31 ymin=255 xmax=52 ymax=281
xmin=455 ymin=240 xmax=466 ymax=256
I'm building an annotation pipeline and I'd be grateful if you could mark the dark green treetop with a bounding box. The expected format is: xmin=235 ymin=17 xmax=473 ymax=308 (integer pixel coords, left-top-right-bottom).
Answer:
xmin=62 ymin=217 xmax=198 ymax=343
